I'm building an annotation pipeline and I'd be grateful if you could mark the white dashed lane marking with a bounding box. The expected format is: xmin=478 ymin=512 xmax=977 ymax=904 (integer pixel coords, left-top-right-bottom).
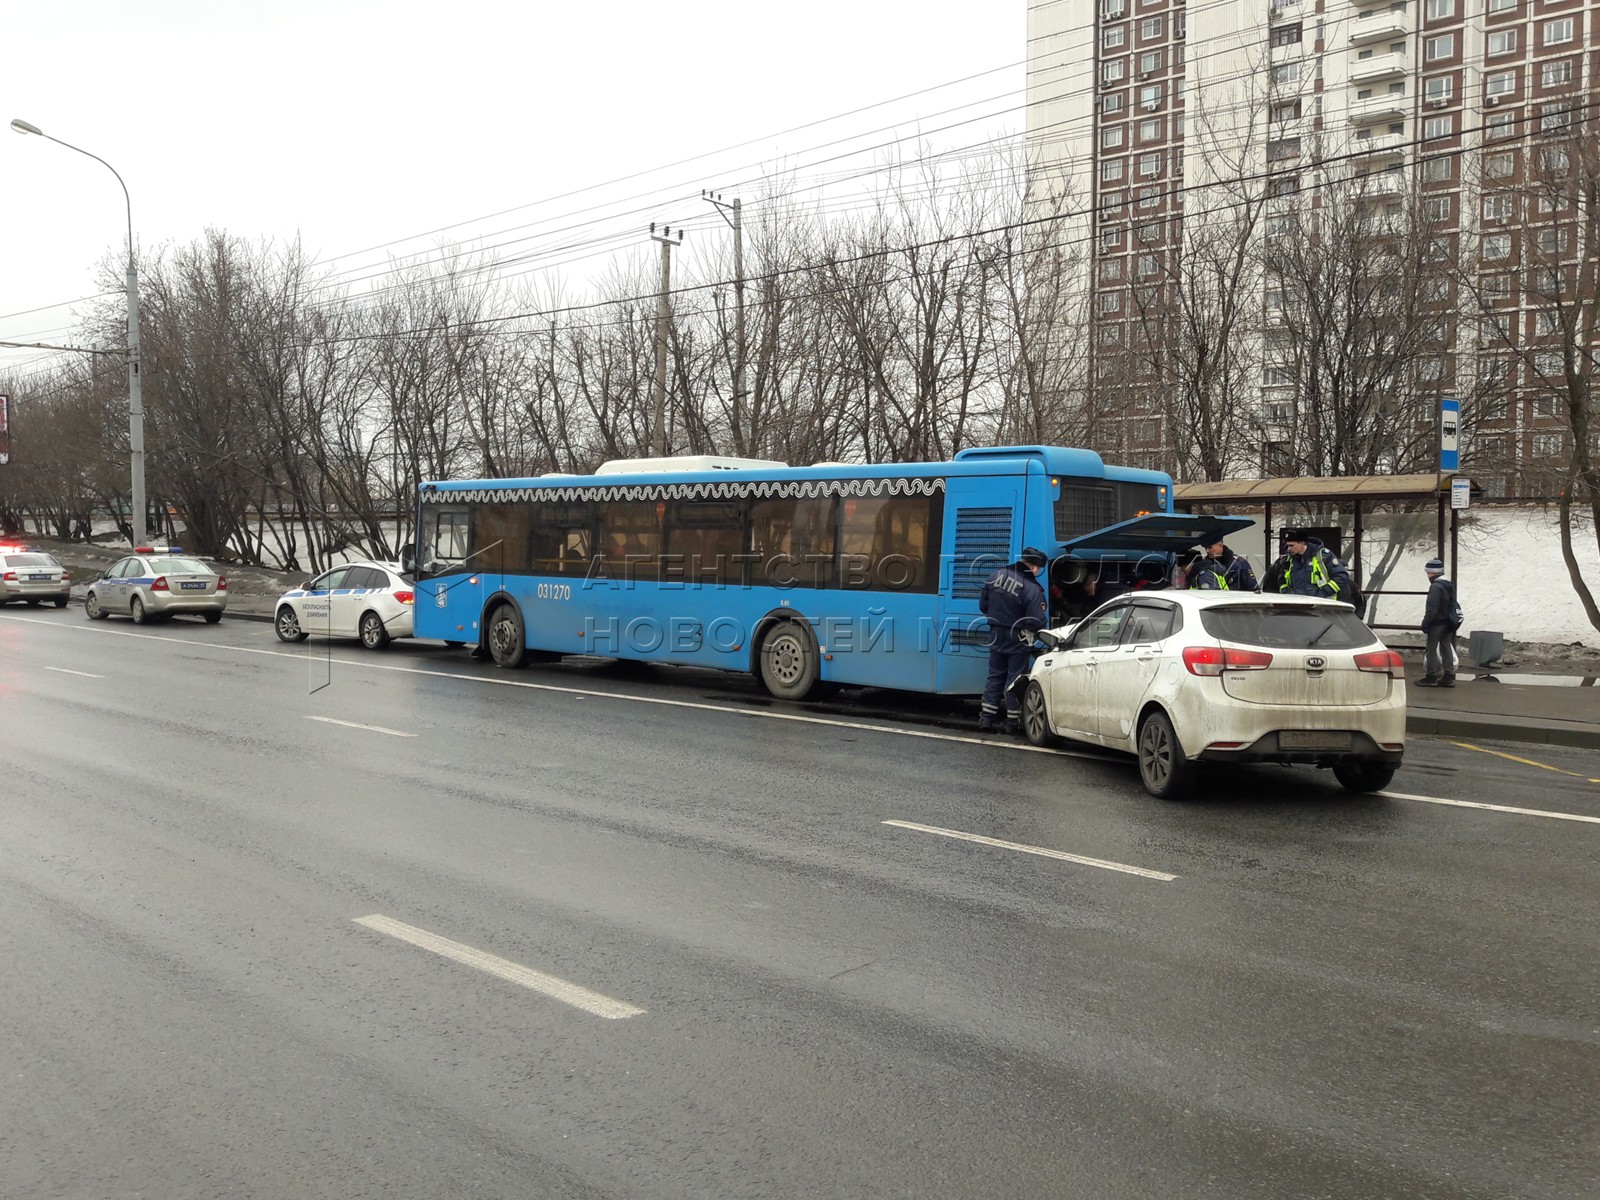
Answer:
xmin=882 ymin=819 xmax=1178 ymax=881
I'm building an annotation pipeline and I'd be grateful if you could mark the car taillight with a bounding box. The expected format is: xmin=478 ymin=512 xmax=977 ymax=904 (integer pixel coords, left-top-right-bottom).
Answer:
xmin=1182 ymin=646 xmax=1274 ymax=676
xmin=217 ymin=575 xmax=228 ymax=591
xmin=151 ymin=576 xmax=169 ymax=592
xmin=2 ymin=571 xmax=15 ymax=582
xmin=394 ymin=590 xmax=414 ymax=605
xmin=1354 ymin=649 xmax=1405 ymax=678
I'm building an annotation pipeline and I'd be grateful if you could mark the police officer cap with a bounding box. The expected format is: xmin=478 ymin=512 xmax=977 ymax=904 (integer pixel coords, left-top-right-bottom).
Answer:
xmin=1019 ymin=546 xmax=1049 ymax=568
xmin=1424 ymin=558 xmax=1445 ymax=573
xmin=1282 ymin=527 xmax=1310 ymax=542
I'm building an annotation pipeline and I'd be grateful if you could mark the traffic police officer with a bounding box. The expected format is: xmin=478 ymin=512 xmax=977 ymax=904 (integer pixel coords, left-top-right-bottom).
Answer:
xmin=978 ymin=546 xmax=1049 ymax=733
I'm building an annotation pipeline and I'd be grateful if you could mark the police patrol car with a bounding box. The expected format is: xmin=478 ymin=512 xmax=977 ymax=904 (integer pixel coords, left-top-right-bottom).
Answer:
xmin=274 ymin=560 xmax=415 ymax=649
xmin=0 ymin=544 xmax=70 ymax=607
xmin=84 ymin=547 xmax=228 ymax=623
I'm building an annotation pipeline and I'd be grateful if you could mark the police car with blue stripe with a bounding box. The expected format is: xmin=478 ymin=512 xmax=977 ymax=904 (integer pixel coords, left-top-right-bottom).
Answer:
xmin=274 ymin=560 xmax=414 ymax=649
xmin=84 ymin=547 xmax=228 ymax=624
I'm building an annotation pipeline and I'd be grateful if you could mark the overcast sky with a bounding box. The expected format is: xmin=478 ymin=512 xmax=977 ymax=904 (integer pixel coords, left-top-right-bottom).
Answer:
xmin=1 ymin=0 xmax=1024 ymax=381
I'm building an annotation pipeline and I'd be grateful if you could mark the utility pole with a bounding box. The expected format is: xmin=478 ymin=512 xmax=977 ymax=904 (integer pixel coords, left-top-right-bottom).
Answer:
xmin=649 ymin=222 xmax=684 ymax=457
xmin=703 ymin=191 xmax=746 ymax=455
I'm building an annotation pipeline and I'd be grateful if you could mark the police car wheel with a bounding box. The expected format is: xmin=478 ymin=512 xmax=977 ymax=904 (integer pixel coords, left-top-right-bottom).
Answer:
xmin=275 ymin=605 xmax=309 ymax=643
xmin=86 ymin=591 xmax=107 ymax=620
xmin=131 ymin=596 xmax=150 ymax=625
xmin=1137 ymin=710 xmax=1194 ymax=800
xmin=1021 ymin=681 xmax=1055 ymax=747
xmin=53 ymin=597 xmax=68 ymax=608
xmin=359 ymin=610 xmax=391 ymax=650
xmin=203 ymin=610 xmax=222 ymax=625
xmin=487 ymin=603 xmax=527 ymax=669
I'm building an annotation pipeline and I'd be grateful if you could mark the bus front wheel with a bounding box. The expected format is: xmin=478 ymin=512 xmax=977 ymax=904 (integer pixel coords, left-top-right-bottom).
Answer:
xmin=759 ymin=622 xmax=820 ymax=701
xmin=487 ymin=603 xmax=527 ymax=669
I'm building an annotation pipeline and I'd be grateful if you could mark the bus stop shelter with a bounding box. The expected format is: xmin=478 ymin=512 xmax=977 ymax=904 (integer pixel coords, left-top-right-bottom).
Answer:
xmin=1175 ymin=473 xmax=1469 ymax=630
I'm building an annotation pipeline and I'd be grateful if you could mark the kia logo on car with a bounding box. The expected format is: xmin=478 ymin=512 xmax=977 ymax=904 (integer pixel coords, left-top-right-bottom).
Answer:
xmin=1307 ymin=656 xmax=1326 ymax=669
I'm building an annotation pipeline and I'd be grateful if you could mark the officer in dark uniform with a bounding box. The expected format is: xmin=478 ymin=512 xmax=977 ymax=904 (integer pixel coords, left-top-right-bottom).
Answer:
xmin=978 ymin=546 xmax=1049 ymax=734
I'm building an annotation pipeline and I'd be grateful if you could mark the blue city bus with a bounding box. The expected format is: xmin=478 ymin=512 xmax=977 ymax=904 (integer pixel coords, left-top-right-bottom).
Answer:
xmin=408 ymin=446 xmax=1225 ymax=698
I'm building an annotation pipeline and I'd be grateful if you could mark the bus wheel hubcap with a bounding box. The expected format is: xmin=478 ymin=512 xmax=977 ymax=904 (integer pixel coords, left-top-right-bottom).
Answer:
xmin=771 ymin=636 xmax=802 ymax=683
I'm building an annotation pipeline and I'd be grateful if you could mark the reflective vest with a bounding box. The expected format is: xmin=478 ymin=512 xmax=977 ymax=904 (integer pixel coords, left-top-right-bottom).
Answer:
xmin=1279 ymin=551 xmax=1331 ymax=595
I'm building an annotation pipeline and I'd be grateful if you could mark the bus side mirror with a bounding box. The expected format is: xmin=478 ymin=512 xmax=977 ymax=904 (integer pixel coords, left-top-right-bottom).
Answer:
xmin=400 ymin=545 xmax=416 ymax=574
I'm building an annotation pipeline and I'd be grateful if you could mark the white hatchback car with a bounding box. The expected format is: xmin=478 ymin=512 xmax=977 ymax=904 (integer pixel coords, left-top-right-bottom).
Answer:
xmin=273 ymin=560 xmax=415 ymax=649
xmin=1018 ymin=591 xmax=1405 ymax=798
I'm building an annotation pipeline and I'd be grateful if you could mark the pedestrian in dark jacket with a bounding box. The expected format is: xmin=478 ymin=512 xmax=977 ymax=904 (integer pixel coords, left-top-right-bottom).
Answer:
xmin=978 ymin=546 xmax=1049 ymax=733
xmin=1417 ymin=558 xmax=1461 ymax=687
xmin=1264 ymin=528 xmax=1355 ymax=603
xmin=1196 ymin=537 xmax=1258 ymax=591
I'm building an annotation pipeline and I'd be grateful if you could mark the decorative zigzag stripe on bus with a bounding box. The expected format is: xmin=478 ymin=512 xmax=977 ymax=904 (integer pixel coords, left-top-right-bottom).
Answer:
xmin=421 ymin=476 xmax=948 ymax=505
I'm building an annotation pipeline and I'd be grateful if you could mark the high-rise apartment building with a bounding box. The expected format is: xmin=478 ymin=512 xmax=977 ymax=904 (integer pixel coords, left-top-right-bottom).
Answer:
xmin=1026 ymin=0 xmax=1596 ymax=493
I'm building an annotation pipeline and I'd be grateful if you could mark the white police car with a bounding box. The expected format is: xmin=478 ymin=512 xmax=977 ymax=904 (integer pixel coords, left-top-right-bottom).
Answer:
xmin=274 ymin=560 xmax=414 ymax=649
xmin=0 ymin=544 xmax=70 ymax=607
xmin=84 ymin=547 xmax=228 ymax=623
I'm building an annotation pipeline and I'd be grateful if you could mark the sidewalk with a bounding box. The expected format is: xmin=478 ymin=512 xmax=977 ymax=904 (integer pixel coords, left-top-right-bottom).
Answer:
xmin=211 ymin=591 xmax=1600 ymax=752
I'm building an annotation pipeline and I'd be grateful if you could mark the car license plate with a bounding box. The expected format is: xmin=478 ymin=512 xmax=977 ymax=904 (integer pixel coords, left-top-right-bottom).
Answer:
xmin=28 ymin=574 xmax=51 ymax=581
xmin=1280 ymin=731 xmax=1352 ymax=751
xmin=180 ymin=581 xmax=208 ymax=590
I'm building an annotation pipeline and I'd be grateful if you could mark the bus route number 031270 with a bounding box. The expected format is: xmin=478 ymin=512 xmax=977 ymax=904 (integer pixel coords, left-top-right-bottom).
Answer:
xmin=536 ymin=582 xmax=572 ymax=601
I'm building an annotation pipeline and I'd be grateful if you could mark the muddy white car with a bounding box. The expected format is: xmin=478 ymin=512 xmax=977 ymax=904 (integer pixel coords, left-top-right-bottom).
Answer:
xmin=1018 ymin=591 xmax=1405 ymax=798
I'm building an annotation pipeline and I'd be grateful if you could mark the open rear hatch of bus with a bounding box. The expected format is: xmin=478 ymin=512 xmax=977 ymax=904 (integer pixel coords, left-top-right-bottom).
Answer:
xmin=1058 ymin=513 xmax=1255 ymax=555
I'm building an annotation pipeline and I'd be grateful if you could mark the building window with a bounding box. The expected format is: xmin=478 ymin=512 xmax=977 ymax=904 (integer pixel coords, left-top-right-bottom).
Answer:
xmin=1102 ymin=0 xmax=1126 ymax=16
xmin=1271 ymin=23 xmax=1302 ymax=48
xmin=1263 ymin=366 xmax=1295 ymax=387
xmin=1542 ymin=18 xmax=1573 ymax=47
xmin=1102 ymin=158 xmax=1125 ymax=182
xmin=1424 ymin=196 xmax=1453 ymax=221
xmin=1533 ymin=350 xmax=1564 ymax=378
xmin=1481 ymin=314 xmax=1511 ymax=344
xmin=1103 ymin=92 xmax=1125 ymax=114
xmin=1270 ymin=99 xmax=1303 ymax=124
xmin=1486 ymin=111 xmax=1516 ymax=139
xmin=1100 ymin=190 xmax=1125 ymax=216
xmin=1536 ymin=227 xmax=1570 ymax=255
xmin=1104 ymin=59 xmax=1127 ymax=84
xmin=1099 ymin=291 xmax=1123 ymax=314
xmin=1483 ymin=274 xmax=1511 ymax=300
xmin=1139 ymin=50 xmax=1162 ymax=74
xmin=1103 ymin=24 xmax=1126 ymax=49
xmin=1538 ymin=147 xmax=1570 ymax=176
xmin=1102 ymin=126 xmax=1126 ymax=150
xmin=1485 ymin=70 xmax=1516 ymax=98
xmin=1486 ymin=30 xmax=1517 ymax=56
xmin=1139 ymin=16 xmax=1164 ymax=39
xmin=1269 ymin=137 xmax=1302 ymax=161
xmin=1173 ymin=10 xmax=1185 ymax=37
xmin=1540 ymin=104 xmax=1576 ymax=134
xmin=1426 ymin=235 xmax=1452 ymax=260
xmin=1423 ymin=278 xmax=1451 ymax=303
xmin=1541 ymin=59 xmax=1573 ymax=88
xmin=1138 ymin=84 xmax=1164 ymax=110
xmin=1138 ymin=117 xmax=1163 ymax=141
xmin=1273 ymin=62 xmax=1303 ymax=85
xmin=1268 ymin=175 xmax=1302 ymax=198
xmin=1138 ymin=187 xmax=1160 ymax=209
xmin=1424 ymin=34 xmax=1455 ymax=62
xmin=1482 ymin=233 xmax=1511 ymax=261
xmin=1100 ymin=226 xmax=1123 ymax=250
xmin=1138 ymin=151 xmax=1162 ymax=177
xmin=1487 ymin=0 xmax=1516 ymax=12
xmin=1483 ymin=194 xmax=1514 ymax=222
xmin=1423 ymin=114 xmax=1454 ymax=140
xmin=1485 ymin=151 xmax=1515 ymax=179
xmin=1135 ymin=220 xmax=1162 ymax=245
xmin=1421 ymin=156 xmax=1453 ymax=183
xmin=1135 ymin=253 xmax=1157 ymax=277
xmin=1425 ymin=0 xmax=1454 ymax=17
xmin=1533 ymin=434 xmax=1565 ymax=458
xmin=1424 ymin=76 xmax=1453 ymax=103
xmin=1100 ymin=258 xmax=1124 ymax=282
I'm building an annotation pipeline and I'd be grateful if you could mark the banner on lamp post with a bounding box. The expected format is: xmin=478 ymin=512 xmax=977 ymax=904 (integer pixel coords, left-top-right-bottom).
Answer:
xmin=0 ymin=393 xmax=10 ymax=465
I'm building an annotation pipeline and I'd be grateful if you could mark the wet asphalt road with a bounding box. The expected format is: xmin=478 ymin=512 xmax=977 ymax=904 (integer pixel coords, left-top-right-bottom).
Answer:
xmin=2 ymin=607 xmax=1597 ymax=1200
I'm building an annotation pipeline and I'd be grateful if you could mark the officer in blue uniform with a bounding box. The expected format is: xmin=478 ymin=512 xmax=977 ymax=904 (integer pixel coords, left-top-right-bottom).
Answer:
xmin=978 ymin=546 xmax=1049 ymax=734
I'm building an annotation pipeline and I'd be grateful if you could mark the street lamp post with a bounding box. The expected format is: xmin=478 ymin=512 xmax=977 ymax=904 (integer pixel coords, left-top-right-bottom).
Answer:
xmin=11 ymin=117 xmax=146 ymax=548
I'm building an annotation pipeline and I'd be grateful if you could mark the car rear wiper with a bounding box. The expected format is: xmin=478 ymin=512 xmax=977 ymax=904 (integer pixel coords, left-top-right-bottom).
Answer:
xmin=1306 ymin=620 xmax=1337 ymax=647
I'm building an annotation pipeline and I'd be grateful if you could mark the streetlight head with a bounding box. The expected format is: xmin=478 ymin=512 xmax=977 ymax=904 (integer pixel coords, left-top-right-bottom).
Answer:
xmin=10 ymin=118 xmax=42 ymax=136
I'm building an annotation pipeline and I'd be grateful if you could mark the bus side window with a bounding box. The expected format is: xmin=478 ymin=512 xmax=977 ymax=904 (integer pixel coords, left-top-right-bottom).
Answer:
xmin=750 ymin=497 xmax=835 ymax=589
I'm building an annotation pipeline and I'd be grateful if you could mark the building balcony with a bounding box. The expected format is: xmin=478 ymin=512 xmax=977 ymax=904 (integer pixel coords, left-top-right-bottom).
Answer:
xmin=1347 ymin=92 xmax=1411 ymax=123
xmin=1351 ymin=168 xmax=1407 ymax=197
xmin=1351 ymin=131 xmax=1407 ymax=159
xmin=1348 ymin=51 xmax=1408 ymax=84
xmin=1349 ymin=13 xmax=1410 ymax=46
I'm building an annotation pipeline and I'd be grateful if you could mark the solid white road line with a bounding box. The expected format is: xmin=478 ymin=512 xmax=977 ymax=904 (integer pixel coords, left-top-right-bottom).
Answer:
xmin=1380 ymin=790 xmax=1600 ymax=825
xmin=353 ymin=914 xmax=645 ymax=1020
xmin=43 ymin=666 xmax=104 ymax=678
xmin=10 ymin=614 xmax=1600 ymax=828
xmin=882 ymin=819 xmax=1178 ymax=881
xmin=304 ymin=715 xmax=416 ymax=738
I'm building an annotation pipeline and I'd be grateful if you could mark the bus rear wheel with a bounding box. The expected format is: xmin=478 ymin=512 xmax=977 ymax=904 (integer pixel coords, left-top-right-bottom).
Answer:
xmin=487 ymin=603 xmax=527 ymax=669
xmin=759 ymin=622 xmax=821 ymax=701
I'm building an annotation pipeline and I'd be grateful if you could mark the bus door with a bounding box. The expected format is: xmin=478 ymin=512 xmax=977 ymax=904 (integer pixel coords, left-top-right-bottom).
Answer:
xmin=936 ymin=474 xmax=1028 ymax=690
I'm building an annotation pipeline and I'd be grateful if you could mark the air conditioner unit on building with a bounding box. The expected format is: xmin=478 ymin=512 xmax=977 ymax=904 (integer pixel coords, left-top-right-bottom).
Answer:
xmin=1428 ymin=98 xmax=1448 ymax=108
xmin=1486 ymin=94 xmax=1500 ymax=106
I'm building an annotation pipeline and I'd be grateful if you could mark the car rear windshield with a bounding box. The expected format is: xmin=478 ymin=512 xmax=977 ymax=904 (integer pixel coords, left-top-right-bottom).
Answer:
xmin=149 ymin=557 xmax=212 ymax=575
xmin=4 ymin=554 xmax=57 ymax=567
xmin=1199 ymin=604 xmax=1377 ymax=650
